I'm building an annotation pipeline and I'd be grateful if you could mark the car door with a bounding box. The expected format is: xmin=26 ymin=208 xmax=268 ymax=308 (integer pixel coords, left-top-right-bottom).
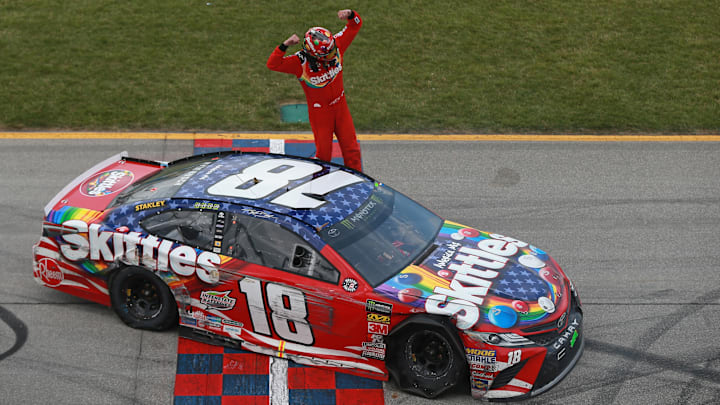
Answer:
xmin=221 ymin=212 xmax=372 ymax=358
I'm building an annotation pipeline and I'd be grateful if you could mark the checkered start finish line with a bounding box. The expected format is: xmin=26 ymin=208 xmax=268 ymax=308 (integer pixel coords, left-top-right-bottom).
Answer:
xmin=174 ymin=337 xmax=385 ymax=405
xmin=173 ymin=139 xmax=384 ymax=405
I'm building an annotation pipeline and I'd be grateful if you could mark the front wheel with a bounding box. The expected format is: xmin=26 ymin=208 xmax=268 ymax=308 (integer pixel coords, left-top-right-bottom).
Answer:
xmin=387 ymin=325 xmax=466 ymax=398
xmin=109 ymin=267 xmax=178 ymax=331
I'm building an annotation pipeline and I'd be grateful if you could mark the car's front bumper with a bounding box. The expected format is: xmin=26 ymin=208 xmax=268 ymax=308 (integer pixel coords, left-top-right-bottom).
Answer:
xmin=467 ymin=292 xmax=584 ymax=401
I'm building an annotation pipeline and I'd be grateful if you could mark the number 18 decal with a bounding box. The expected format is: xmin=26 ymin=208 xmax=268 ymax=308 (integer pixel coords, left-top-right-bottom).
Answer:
xmin=508 ymin=349 xmax=521 ymax=365
xmin=208 ymin=158 xmax=363 ymax=209
xmin=239 ymin=277 xmax=314 ymax=345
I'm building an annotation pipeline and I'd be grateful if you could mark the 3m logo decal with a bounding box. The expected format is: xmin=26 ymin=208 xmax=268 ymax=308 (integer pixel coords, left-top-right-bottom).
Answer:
xmin=367 ymin=322 xmax=389 ymax=335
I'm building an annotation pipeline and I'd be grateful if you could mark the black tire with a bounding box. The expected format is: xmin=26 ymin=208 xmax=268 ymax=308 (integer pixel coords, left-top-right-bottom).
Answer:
xmin=109 ymin=267 xmax=178 ymax=331
xmin=387 ymin=324 xmax=466 ymax=398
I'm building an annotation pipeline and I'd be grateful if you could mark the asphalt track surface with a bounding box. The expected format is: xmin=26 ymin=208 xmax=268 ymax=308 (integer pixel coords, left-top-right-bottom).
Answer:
xmin=1 ymin=135 xmax=719 ymax=404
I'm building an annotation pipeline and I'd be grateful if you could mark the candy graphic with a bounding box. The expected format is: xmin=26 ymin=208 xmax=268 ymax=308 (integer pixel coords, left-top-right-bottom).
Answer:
xmin=539 ymin=268 xmax=559 ymax=283
xmin=450 ymin=232 xmax=464 ymax=240
xmin=437 ymin=269 xmax=453 ymax=279
xmin=396 ymin=273 xmax=421 ymax=285
xmin=512 ymin=300 xmax=529 ymax=314
xmin=488 ymin=305 xmax=518 ymax=328
xmin=398 ymin=288 xmax=422 ymax=303
xmin=459 ymin=228 xmax=480 ymax=238
xmin=519 ymin=254 xmax=545 ymax=269
xmin=538 ymin=296 xmax=556 ymax=313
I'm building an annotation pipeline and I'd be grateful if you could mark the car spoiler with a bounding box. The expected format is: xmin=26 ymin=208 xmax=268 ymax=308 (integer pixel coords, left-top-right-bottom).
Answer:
xmin=44 ymin=152 xmax=130 ymax=216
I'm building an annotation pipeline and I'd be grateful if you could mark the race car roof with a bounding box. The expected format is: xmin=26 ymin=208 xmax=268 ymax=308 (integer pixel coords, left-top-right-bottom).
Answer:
xmin=160 ymin=152 xmax=376 ymax=230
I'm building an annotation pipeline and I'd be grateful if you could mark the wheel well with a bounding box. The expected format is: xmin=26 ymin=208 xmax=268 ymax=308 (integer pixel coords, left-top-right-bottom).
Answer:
xmin=385 ymin=314 xmax=469 ymax=398
xmin=108 ymin=265 xmax=180 ymax=331
xmin=389 ymin=314 xmax=466 ymax=357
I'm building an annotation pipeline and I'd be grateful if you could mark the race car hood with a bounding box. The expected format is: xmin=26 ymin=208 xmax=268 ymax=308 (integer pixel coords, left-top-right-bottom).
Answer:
xmin=374 ymin=221 xmax=569 ymax=332
xmin=44 ymin=152 xmax=163 ymax=216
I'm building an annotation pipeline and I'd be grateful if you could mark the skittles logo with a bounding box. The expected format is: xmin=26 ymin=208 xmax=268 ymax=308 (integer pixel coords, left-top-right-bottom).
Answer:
xmin=80 ymin=170 xmax=134 ymax=197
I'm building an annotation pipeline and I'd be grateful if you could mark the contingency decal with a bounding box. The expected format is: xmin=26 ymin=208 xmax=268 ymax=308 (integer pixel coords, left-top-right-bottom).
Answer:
xmin=375 ymin=222 xmax=563 ymax=330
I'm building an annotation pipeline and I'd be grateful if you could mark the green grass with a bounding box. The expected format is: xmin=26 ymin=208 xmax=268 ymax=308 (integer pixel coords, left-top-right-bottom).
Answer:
xmin=1 ymin=0 xmax=718 ymax=133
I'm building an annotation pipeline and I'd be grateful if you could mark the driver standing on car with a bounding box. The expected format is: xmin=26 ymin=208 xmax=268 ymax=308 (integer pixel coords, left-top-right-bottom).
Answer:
xmin=266 ymin=9 xmax=363 ymax=172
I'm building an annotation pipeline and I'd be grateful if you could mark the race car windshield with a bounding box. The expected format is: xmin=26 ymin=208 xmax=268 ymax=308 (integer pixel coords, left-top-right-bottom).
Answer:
xmin=319 ymin=184 xmax=443 ymax=287
xmin=109 ymin=156 xmax=218 ymax=208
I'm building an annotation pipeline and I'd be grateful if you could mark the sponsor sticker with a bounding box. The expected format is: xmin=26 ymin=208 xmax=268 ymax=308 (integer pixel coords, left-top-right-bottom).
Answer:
xmin=222 ymin=319 xmax=244 ymax=327
xmin=200 ymin=290 xmax=237 ymax=311
xmin=471 ymin=377 xmax=490 ymax=391
xmin=342 ymin=278 xmax=359 ymax=292
xmin=361 ymin=350 xmax=385 ymax=360
xmin=362 ymin=341 xmax=386 ymax=350
xmin=466 ymin=348 xmax=497 ymax=367
xmin=366 ymin=313 xmax=390 ymax=324
xmin=471 ymin=371 xmax=495 ymax=379
xmin=370 ymin=334 xmax=384 ymax=343
xmin=134 ymin=200 xmax=166 ymax=211
xmin=367 ymin=322 xmax=389 ymax=335
xmin=466 ymin=348 xmax=496 ymax=356
xmin=34 ymin=257 xmax=64 ymax=287
xmin=193 ymin=201 xmax=220 ymax=210
xmin=365 ymin=299 xmax=393 ymax=315
xmin=470 ymin=363 xmax=498 ymax=372
xmin=80 ymin=170 xmax=134 ymax=197
xmin=223 ymin=325 xmax=243 ymax=335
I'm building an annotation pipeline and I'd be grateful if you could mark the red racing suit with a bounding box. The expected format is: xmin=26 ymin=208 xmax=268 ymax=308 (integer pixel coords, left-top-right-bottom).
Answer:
xmin=267 ymin=12 xmax=363 ymax=171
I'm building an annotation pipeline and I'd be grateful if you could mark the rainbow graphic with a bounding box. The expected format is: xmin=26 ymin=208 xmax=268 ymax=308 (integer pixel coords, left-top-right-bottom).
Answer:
xmin=47 ymin=206 xmax=104 ymax=225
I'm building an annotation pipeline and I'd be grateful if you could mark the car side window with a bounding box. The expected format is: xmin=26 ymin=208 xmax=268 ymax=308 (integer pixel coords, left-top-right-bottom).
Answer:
xmin=142 ymin=209 xmax=217 ymax=251
xmin=224 ymin=214 xmax=339 ymax=284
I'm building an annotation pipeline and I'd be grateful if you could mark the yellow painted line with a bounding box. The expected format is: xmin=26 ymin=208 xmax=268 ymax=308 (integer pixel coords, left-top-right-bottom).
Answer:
xmin=1 ymin=132 xmax=719 ymax=142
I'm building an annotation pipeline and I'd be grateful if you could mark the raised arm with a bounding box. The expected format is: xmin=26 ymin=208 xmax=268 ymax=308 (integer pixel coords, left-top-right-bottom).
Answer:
xmin=334 ymin=9 xmax=362 ymax=53
xmin=266 ymin=34 xmax=303 ymax=76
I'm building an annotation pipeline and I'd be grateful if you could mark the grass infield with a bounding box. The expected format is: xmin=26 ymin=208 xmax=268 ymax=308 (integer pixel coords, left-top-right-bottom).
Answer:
xmin=1 ymin=1 xmax=718 ymax=134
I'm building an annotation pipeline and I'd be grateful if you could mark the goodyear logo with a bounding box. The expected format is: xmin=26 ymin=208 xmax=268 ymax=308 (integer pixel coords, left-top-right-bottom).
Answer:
xmin=466 ymin=348 xmax=496 ymax=357
xmin=367 ymin=313 xmax=390 ymax=324
xmin=134 ymin=200 xmax=166 ymax=211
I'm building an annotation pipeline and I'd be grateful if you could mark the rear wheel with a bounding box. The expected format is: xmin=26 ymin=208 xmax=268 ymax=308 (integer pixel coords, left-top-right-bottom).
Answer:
xmin=387 ymin=325 xmax=466 ymax=398
xmin=109 ymin=267 xmax=178 ymax=331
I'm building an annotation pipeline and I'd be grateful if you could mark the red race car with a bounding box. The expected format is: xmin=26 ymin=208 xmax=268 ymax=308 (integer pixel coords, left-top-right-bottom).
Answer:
xmin=33 ymin=151 xmax=583 ymax=400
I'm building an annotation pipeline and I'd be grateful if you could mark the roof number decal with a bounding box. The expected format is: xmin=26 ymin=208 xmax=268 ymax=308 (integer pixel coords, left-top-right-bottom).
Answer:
xmin=207 ymin=158 xmax=363 ymax=209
